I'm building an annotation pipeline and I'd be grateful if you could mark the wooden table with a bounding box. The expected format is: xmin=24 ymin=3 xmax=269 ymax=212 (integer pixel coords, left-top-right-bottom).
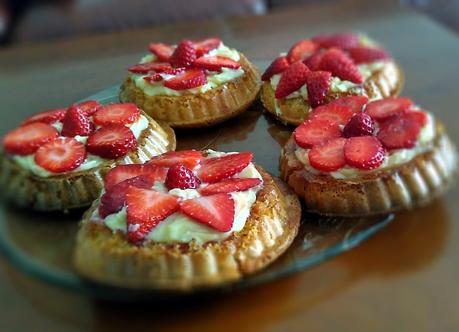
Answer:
xmin=1 ymin=1 xmax=459 ymax=331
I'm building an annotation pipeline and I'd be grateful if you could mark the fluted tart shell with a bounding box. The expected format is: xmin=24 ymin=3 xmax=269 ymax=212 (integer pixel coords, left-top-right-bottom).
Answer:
xmin=261 ymin=61 xmax=404 ymax=126
xmin=0 ymin=115 xmax=176 ymax=212
xmin=119 ymin=53 xmax=261 ymax=128
xmin=280 ymin=122 xmax=457 ymax=216
xmin=73 ymin=167 xmax=301 ymax=291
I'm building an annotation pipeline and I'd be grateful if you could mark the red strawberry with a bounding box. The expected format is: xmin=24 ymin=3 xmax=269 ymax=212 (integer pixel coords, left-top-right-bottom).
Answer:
xmin=377 ymin=113 xmax=422 ymax=150
xmin=328 ymin=95 xmax=368 ymax=113
xmin=77 ymin=100 xmax=100 ymax=116
xmin=87 ymin=125 xmax=137 ymax=159
xmin=365 ymin=97 xmax=413 ymax=121
xmin=61 ymin=105 xmax=94 ymax=137
xmin=3 ymin=123 xmax=58 ymax=155
xmin=313 ymin=33 xmax=359 ymax=49
xmin=306 ymin=71 xmax=331 ymax=107
xmin=403 ymin=109 xmax=428 ymax=127
xmin=164 ymin=69 xmax=207 ymax=90
xmin=348 ymin=46 xmax=390 ymax=64
xmin=344 ymin=136 xmax=385 ymax=169
xmin=147 ymin=150 xmax=203 ymax=169
xmin=169 ymin=40 xmax=197 ymax=68
xmin=309 ymin=104 xmax=355 ymax=126
xmin=343 ymin=112 xmax=374 ymax=137
xmin=21 ymin=108 xmax=66 ymax=126
xmin=274 ymin=61 xmax=310 ymax=99
xmin=308 ymin=137 xmax=346 ymax=172
xmin=179 ymin=194 xmax=234 ymax=232
xmin=35 ymin=138 xmax=86 ymax=173
xmin=126 ymin=187 xmax=180 ymax=243
xmin=128 ymin=62 xmax=173 ymax=74
xmin=303 ymin=52 xmax=325 ymax=71
xmin=93 ymin=103 xmax=140 ymax=126
xmin=104 ymin=164 xmax=168 ymax=191
xmin=197 ymin=152 xmax=253 ymax=183
xmin=293 ymin=118 xmax=342 ymax=149
xmin=193 ymin=37 xmax=222 ymax=57
xmin=143 ymin=73 xmax=163 ymax=83
xmin=193 ymin=56 xmax=241 ymax=71
xmin=165 ymin=164 xmax=201 ymax=190
xmin=287 ymin=40 xmax=318 ymax=63
xmin=148 ymin=43 xmax=174 ymax=61
xmin=261 ymin=56 xmax=290 ymax=81
xmin=320 ymin=48 xmax=363 ymax=84
xmin=200 ymin=178 xmax=262 ymax=195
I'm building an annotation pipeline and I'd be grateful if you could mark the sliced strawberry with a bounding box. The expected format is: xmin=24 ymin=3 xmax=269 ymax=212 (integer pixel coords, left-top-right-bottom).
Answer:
xmin=147 ymin=150 xmax=203 ymax=169
xmin=197 ymin=152 xmax=253 ymax=183
xmin=348 ymin=46 xmax=390 ymax=64
xmin=21 ymin=108 xmax=66 ymax=126
xmin=128 ymin=62 xmax=173 ymax=74
xmin=319 ymin=48 xmax=363 ymax=84
xmin=148 ymin=43 xmax=174 ymax=61
xmin=261 ymin=56 xmax=290 ymax=81
xmin=303 ymin=52 xmax=325 ymax=71
xmin=193 ymin=37 xmax=222 ymax=57
xmin=165 ymin=164 xmax=201 ymax=190
xmin=193 ymin=56 xmax=241 ymax=71
xmin=377 ymin=113 xmax=422 ymax=150
xmin=286 ymin=39 xmax=318 ymax=63
xmin=77 ymin=100 xmax=100 ymax=116
xmin=275 ymin=61 xmax=310 ymax=99
xmin=313 ymin=32 xmax=359 ymax=49
xmin=309 ymin=104 xmax=355 ymax=126
xmin=293 ymin=118 xmax=342 ymax=149
xmin=143 ymin=73 xmax=163 ymax=83
xmin=164 ymin=69 xmax=207 ymax=90
xmin=104 ymin=164 xmax=168 ymax=191
xmin=344 ymin=136 xmax=385 ymax=169
xmin=3 ymin=123 xmax=58 ymax=155
xmin=126 ymin=187 xmax=180 ymax=243
xmin=403 ymin=109 xmax=428 ymax=127
xmin=328 ymin=95 xmax=368 ymax=113
xmin=200 ymin=178 xmax=262 ymax=195
xmin=179 ymin=193 xmax=234 ymax=232
xmin=365 ymin=97 xmax=414 ymax=121
xmin=169 ymin=40 xmax=197 ymax=68
xmin=35 ymin=138 xmax=86 ymax=173
xmin=86 ymin=125 xmax=137 ymax=159
xmin=93 ymin=103 xmax=140 ymax=126
xmin=308 ymin=137 xmax=346 ymax=172
xmin=343 ymin=112 xmax=374 ymax=138
xmin=61 ymin=105 xmax=94 ymax=137
xmin=306 ymin=71 xmax=331 ymax=107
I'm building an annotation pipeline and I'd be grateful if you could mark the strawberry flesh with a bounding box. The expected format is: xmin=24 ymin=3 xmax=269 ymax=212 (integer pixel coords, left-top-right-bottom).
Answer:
xmin=348 ymin=46 xmax=390 ymax=64
xmin=287 ymin=39 xmax=318 ymax=63
xmin=197 ymin=152 xmax=253 ymax=183
xmin=93 ymin=103 xmax=140 ymax=126
xmin=344 ymin=136 xmax=385 ymax=169
xmin=128 ymin=62 xmax=173 ymax=74
xmin=77 ymin=100 xmax=101 ymax=116
xmin=319 ymin=48 xmax=363 ymax=84
xmin=275 ymin=61 xmax=309 ymax=99
xmin=309 ymin=104 xmax=355 ymax=126
xmin=148 ymin=43 xmax=174 ymax=61
xmin=303 ymin=52 xmax=325 ymax=71
xmin=305 ymin=71 xmax=331 ymax=107
xmin=35 ymin=137 xmax=86 ymax=173
xmin=164 ymin=69 xmax=207 ymax=90
xmin=61 ymin=105 xmax=94 ymax=137
xmin=21 ymin=108 xmax=66 ymax=126
xmin=3 ymin=123 xmax=58 ymax=155
xmin=308 ymin=137 xmax=347 ymax=172
xmin=104 ymin=163 xmax=168 ymax=191
xmin=365 ymin=97 xmax=414 ymax=121
xmin=87 ymin=125 xmax=137 ymax=159
xmin=165 ymin=164 xmax=201 ymax=190
xmin=200 ymin=178 xmax=262 ymax=195
xmin=262 ymin=56 xmax=290 ymax=81
xmin=193 ymin=37 xmax=222 ymax=57
xmin=328 ymin=95 xmax=368 ymax=113
xmin=147 ymin=150 xmax=203 ymax=169
xmin=193 ymin=56 xmax=240 ymax=71
xmin=293 ymin=118 xmax=342 ymax=149
xmin=377 ymin=113 xmax=422 ymax=150
xmin=313 ymin=32 xmax=359 ymax=49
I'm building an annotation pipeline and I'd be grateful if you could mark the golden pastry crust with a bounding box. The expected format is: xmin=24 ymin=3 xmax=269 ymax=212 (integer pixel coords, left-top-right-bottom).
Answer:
xmin=73 ymin=167 xmax=301 ymax=291
xmin=261 ymin=61 xmax=404 ymax=126
xmin=119 ymin=53 xmax=261 ymax=128
xmin=280 ymin=123 xmax=457 ymax=216
xmin=0 ymin=115 xmax=176 ymax=211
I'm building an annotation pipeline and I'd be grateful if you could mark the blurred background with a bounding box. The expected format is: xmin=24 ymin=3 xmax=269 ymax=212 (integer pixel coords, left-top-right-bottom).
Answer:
xmin=0 ymin=0 xmax=458 ymax=47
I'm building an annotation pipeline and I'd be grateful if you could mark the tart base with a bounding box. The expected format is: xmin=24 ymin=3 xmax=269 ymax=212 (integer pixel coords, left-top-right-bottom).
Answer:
xmin=119 ymin=53 xmax=261 ymax=128
xmin=0 ymin=115 xmax=176 ymax=212
xmin=73 ymin=167 xmax=301 ymax=291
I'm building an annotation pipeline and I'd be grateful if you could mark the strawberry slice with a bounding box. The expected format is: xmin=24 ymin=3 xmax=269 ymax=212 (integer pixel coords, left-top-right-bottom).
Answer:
xmin=77 ymin=100 xmax=100 ymax=116
xmin=348 ymin=46 xmax=390 ymax=64
xmin=165 ymin=164 xmax=201 ymax=190
xmin=377 ymin=113 xmax=422 ymax=150
xmin=164 ymin=69 xmax=207 ymax=90
xmin=126 ymin=187 xmax=180 ymax=243
xmin=328 ymin=95 xmax=368 ymax=113
xmin=293 ymin=118 xmax=342 ymax=149
xmin=35 ymin=137 xmax=86 ymax=173
xmin=193 ymin=37 xmax=222 ymax=57
xmin=86 ymin=125 xmax=137 ymax=159
xmin=365 ymin=97 xmax=414 ymax=121
xmin=303 ymin=52 xmax=325 ymax=71
xmin=261 ymin=56 xmax=290 ymax=81
xmin=61 ymin=105 xmax=94 ymax=137
xmin=93 ymin=103 xmax=140 ymax=126
xmin=104 ymin=163 xmax=168 ymax=191
xmin=169 ymin=40 xmax=197 ymax=68
xmin=305 ymin=71 xmax=331 ymax=107
xmin=147 ymin=150 xmax=203 ymax=169
xmin=21 ymin=108 xmax=66 ymax=126
xmin=143 ymin=74 xmax=163 ymax=83
xmin=319 ymin=48 xmax=363 ymax=84
xmin=128 ymin=62 xmax=173 ymax=74
xmin=179 ymin=193 xmax=235 ymax=232
xmin=193 ymin=56 xmax=241 ymax=71
xmin=287 ymin=40 xmax=318 ymax=63
xmin=308 ymin=137 xmax=346 ymax=172
xmin=313 ymin=32 xmax=359 ymax=49
xmin=197 ymin=152 xmax=253 ymax=183
xmin=344 ymin=136 xmax=385 ymax=169
xmin=274 ymin=61 xmax=310 ymax=99
xmin=403 ymin=109 xmax=428 ymax=127
xmin=200 ymin=178 xmax=262 ymax=195
xmin=309 ymin=104 xmax=355 ymax=126
xmin=148 ymin=43 xmax=174 ymax=61
xmin=3 ymin=123 xmax=58 ymax=155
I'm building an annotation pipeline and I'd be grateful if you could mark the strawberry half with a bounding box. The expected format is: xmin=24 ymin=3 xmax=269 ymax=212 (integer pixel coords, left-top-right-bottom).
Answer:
xmin=261 ymin=56 xmax=290 ymax=81
xmin=328 ymin=95 xmax=368 ymax=113
xmin=308 ymin=137 xmax=346 ymax=172
xmin=147 ymin=150 xmax=203 ymax=169
xmin=344 ymin=136 xmax=385 ymax=170
xmin=21 ymin=108 xmax=66 ymax=126
xmin=165 ymin=164 xmax=201 ymax=190
xmin=313 ymin=32 xmax=359 ymax=49
xmin=128 ymin=62 xmax=173 ymax=74
xmin=377 ymin=113 xmax=422 ymax=150
xmin=274 ymin=61 xmax=310 ymax=99
xmin=3 ymin=123 xmax=58 ymax=155
xmin=169 ymin=40 xmax=197 ymax=68
xmin=197 ymin=152 xmax=253 ymax=183
xmin=305 ymin=71 xmax=331 ymax=107
xmin=287 ymin=39 xmax=318 ymax=63
xmin=104 ymin=163 xmax=168 ymax=191
xmin=348 ymin=46 xmax=390 ymax=64
xmin=309 ymin=104 xmax=355 ymax=126
xmin=61 ymin=105 xmax=94 ymax=137
xmin=77 ymin=100 xmax=100 ymax=116
xmin=179 ymin=193 xmax=235 ymax=232
xmin=126 ymin=187 xmax=180 ymax=243
xmin=303 ymin=52 xmax=325 ymax=71
xmin=319 ymin=48 xmax=363 ymax=84
xmin=86 ymin=125 xmax=137 ymax=159
xmin=149 ymin=43 xmax=174 ymax=61
xmin=200 ymin=178 xmax=262 ymax=196
xmin=93 ymin=103 xmax=140 ymax=126
xmin=35 ymin=137 xmax=86 ymax=173
xmin=164 ymin=69 xmax=207 ymax=90
xmin=343 ymin=112 xmax=374 ymax=138
xmin=293 ymin=118 xmax=342 ymax=149
xmin=365 ymin=97 xmax=414 ymax=121
xmin=193 ymin=37 xmax=222 ymax=57
xmin=193 ymin=56 xmax=241 ymax=71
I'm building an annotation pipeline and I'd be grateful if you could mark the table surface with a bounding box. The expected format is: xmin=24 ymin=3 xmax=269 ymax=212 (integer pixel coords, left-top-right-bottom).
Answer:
xmin=1 ymin=1 xmax=459 ymax=331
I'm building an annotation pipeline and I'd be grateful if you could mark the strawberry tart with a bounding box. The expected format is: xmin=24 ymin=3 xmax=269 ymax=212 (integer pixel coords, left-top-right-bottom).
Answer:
xmin=74 ymin=150 xmax=300 ymax=290
xmin=0 ymin=101 xmax=176 ymax=211
xmin=280 ymin=96 xmax=457 ymax=216
xmin=120 ymin=38 xmax=261 ymax=128
xmin=260 ymin=32 xmax=403 ymax=126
